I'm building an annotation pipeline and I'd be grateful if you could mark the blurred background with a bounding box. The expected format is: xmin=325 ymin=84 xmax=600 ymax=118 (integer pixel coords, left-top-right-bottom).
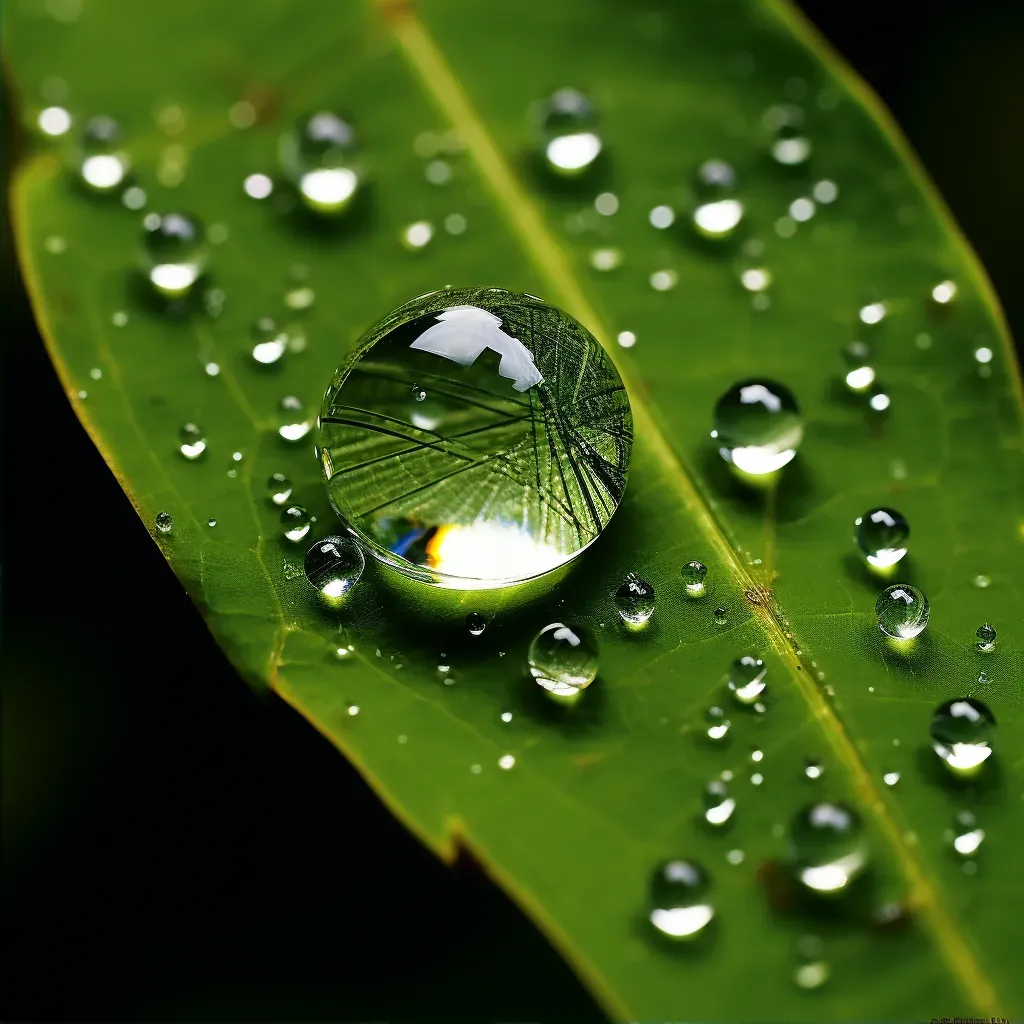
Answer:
xmin=3 ymin=1 xmax=1022 ymax=1019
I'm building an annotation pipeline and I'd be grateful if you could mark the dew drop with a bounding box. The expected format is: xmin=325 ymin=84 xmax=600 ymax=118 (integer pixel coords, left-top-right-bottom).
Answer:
xmin=788 ymin=197 xmax=815 ymax=222
xmin=726 ymin=849 xmax=745 ymax=865
xmin=278 ymin=395 xmax=312 ymax=441
xmin=972 ymin=574 xmax=991 ymax=589
xmin=648 ymin=860 xmax=715 ymax=940
xmin=78 ymin=115 xmax=129 ymax=192
xmin=615 ymin=574 xmax=655 ymax=626
xmin=617 ymin=330 xmax=637 ymax=348
xmin=528 ymin=622 xmax=599 ymax=700
xmin=112 ymin=311 xmax=129 ymax=327
xmin=142 ymin=212 xmax=206 ymax=299
xmin=728 ymin=654 xmax=766 ymax=705
xmin=650 ymin=269 xmax=678 ymax=291
xmin=842 ymin=340 xmax=875 ymax=392
xmin=347 ymin=704 xmax=360 ymax=717
xmin=285 ymin=286 xmax=315 ymax=311
xmin=39 ymin=105 xmax=72 ymax=136
xmin=703 ymin=780 xmax=735 ymax=826
xmin=931 ymin=280 xmax=957 ymax=305
xmin=859 ymin=302 xmax=886 ymax=325
xmin=705 ymin=706 xmax=731 ymax=741
xmin=681 ymin=559 xmax=708 ymax=595
xmin=951 ymin=810 xmax=985 ymax=856
xmin=594 ymin=191 xmax=618 ymax=215
xmin=425 ymin=159 xmax=451 ymax=185
xmin=875 ymin=584 xmax=929 ymax=639
xmin=207 ymin=518 xmax=217 ymax=528
xmin=243 ymin=172 xmax=273 ymax=200
xmin=444 ymin=212 xmax=467 ymax=235
xmin=854 ymin=507 xmax=909 ymax=568
xmin=649 ymin=204 xmax=675 ymax=229
xmin=498 ymin=753 xmax=516 ymax=770
xmin=812 ymin=179 xmax=838 ymax=204
xmin=155 ymin=511 xmax=173 ymax=534
xmin=882 ymin=770 xmax=900 ymax=787
xmin=466 ymin=611 xmax=487 ymax=636
xmin=713 ymin=379 xmax=802 ymax=475
xmin=537 ymin=88 xmax=602 ymax=176
xmin=765 ymin=105 xmax=811 ymax=165
xmin=122 ymin=185 xmax=147 ymax=210
xmin=589 ymin=247 xmax=622 ymax=271
xmin=740 ymin=267 xmax=771 ymax=292
xmin=281 ymin=504 xmax=311 ymax=543
xmin=280 ymin=111 xmax=360 ymax=215
xmin=304 ymin=535 xmax=365 ymax=602
xmin=251 ymin=316 xmax=288 ymax=365
xmin=975 ymin=623 xmax=996 ymax=652
xmin=178 ymin=422 xmax=206 ymax=460
xmin=790 ymin=802 xmax=867 ymax=894
xmin=804 ymin=759 xmax=823 ymax=780
xmin=794 ymin=960 xmax=830 ymax=990
xmin=714 ymin=606 xmax=728 ymax=625
xmin=402 ymin=220 xmax=434 ymax=250
xmin=930 ymin=698 xmax=995 ymax=776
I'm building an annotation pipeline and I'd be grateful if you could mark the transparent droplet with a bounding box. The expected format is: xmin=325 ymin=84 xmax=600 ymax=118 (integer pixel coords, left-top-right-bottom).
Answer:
xmin=714 ymin=606 xmax=728 ymax=625
xmin=705 ymin=706 xmax=731 ymax=741
xmin=789 ymin=197 xmax=815 ymax=222
xmin=728 ymin=654 xmax=766 ymax=705
xmin=38 ymin=105 xmax=72 ymax=137
xmin=790 ymin=802 xmax=867 ymax=894
xmin=178 ymin=422 xmax=206 ymax=460
xmin=842 ymin=340 xmax=875 ymax=392
xmin=243 ymin=172 xmax=273 ymax=200
xmin=615 ymin=574 xmax=655 ymax=625
xmin=589 ymin=247 xmax=621 ymax=271
xmin=804 ymin=759 xmax=823 ymax=780
xmin=649 ymin=269 xmax=678 ymax=292
xmin=279 ymin=111 xmax=360 ymax=215
xmin=882 ymin=771 xmax=900 ymax=787
xmin=278 ymin=395 xmax=312 ymax=441
xmin=207 ymin=517 xmax=217 ymax=528
xmin=617 ymin=330 xmax=637 ymax=349
xmin=648 ymin=860 xmax=715 ymax=940
xmin=854 ymin=507 xmax=909 ymax=568
xmin=931 ymin=280 xmax=957 ymax=305
xmin=975 ymin=623 xmax=996 ymax=653
xmin=267 ymin=472 xmax=293 ymax=505
xmin=713 ymin=379 xmax=803 ymax=475
xmin=528 ymin=622 xmax=599 ymax=699
xmin=78 ymin=115 xmax=129 ymax=192
xmin=930 ymin=698 xmax=995 ymax=776
xmin=875 ymin=584 xmax=929 ymax=639
xmin=794 ymin=960 xmax=830 ymax=990
xmin=444 ymin=212 xmax=467 ymax=235
xmin=703 ymin=779 xmax=735 ymax=826
xmin=251 ymin=316 xmax=288 ymax=365
xmin=498 ymin=753 xmax=516 ymax=770
xmin=649 ymin=204 xmax=675 ymax=229
xmin=142 ymin=212 xmax=206 ymax=299
xmin=681 ymin=559 xmax=708 ymax=594
xmin=740 ymin=267 xmax=771 ymax=292
xmin=281 ymin=504 xmax=311 ymax=543
xmin=972 ymin=574 xmax=991 ymax=589
xmin=693 ymin=199 xmax=744 ymax=239
xmin=536 ymin=88 xmax=602 ymax=176
xmin=765 ymin=105 xmax=811 ymax=165
xmin=594 ymin=192 xmax=618 ymax=215
xmin=868 ymin=385 xmax=891 ymax=413
xmin=304 ymin=535 xmax=365 ymax=601
xmin=466 ymin=611 xmax=487 ymax=636
xmin=155 ymin=511 xmax=173 ymax=534
xmin=812 ymin=179 xmax=838 ymax=204
xmin=319 ymin=289 xmax=632 ymax=588
xmin=950 ymin=810 xmax=985 ymax=856
xmin=402 ymin=220 xmax=434 ymax=250
xmin=859 ymin=302 xmax=886 ymax=325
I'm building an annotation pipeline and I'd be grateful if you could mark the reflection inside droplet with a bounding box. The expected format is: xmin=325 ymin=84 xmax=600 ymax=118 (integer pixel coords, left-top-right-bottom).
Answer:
xmin=545 ymin=132 xmax=601 ymax=172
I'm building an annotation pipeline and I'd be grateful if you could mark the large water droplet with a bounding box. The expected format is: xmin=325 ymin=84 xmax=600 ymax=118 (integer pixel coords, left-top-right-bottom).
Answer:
xmin=790 ymin=802 xmax=867 ymax=894
xmin=528 ymin=622 xmax=599 ymax=699
xmin=267 ymin=472 xmax=293 ymax=505
xmin=713 ymin=379 xmax=803 ymax=475
xmin=79 ymin=115 xmax=129 ymax=192
xmin=875 ymin=584 xmax=929 ymax=639
xmin=155 ymin=511 xmax=173 ymax=534
xmin=728 ymin=654 xmax=766 ymax=704
xmin=178 ymin=422 xmax=206 ymax=460
xmin=681 ymin=559 xmax=708 ymax=595
xmin=318 ymin=289 xmax=632 ymax=588
xmin=703 ymin=780 xmax=735 ymax=826
xmin=536 ymin=88 xmax=602 ymax=176
xmin=304 ymin=535 xmax=365 ymax=602
xmin=854 ymin=507 xmax=909 ymax=568
xmin=142 ymin=212 xmax=206 ymax=299
xmin=280 ymin=111 xmax=360 ymax=215
xmin=975 ymin=623 xmax=996 ymax=653
xmin=615 ymin=574 xmax=655 ymax=626
xmin=930 ymin=698 xmax=995 ymax=776
xmin=648 ymin=860 xmax=715 ymax=940
xmin=281 ymin=504 xmax=311 ymax=543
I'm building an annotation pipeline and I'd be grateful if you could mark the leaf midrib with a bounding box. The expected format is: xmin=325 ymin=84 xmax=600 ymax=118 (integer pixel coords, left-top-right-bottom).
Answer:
xmin=381 ymin=4 xmax=1002 ymax=1014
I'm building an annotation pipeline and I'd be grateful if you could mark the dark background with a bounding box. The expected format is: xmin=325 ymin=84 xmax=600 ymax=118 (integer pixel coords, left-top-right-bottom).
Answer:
xmin=4 ymin=2 xmax=1023 ymax=1020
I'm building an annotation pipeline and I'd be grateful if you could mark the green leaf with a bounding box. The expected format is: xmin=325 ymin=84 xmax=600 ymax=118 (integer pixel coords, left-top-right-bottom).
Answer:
xmin=7 ymin=0 xmax=1024 ymax=1017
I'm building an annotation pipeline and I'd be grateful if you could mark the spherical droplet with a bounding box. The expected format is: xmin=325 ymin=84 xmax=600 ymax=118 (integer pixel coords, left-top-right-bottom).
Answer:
xmin=842 ymin=340 xmax=875 ymax=392
xmin=142 ymin=212 xmax=206 ymax=299
xmin=155 ymin=511 xmax=173 ymax=534
xmin=251 ymin=316 xmax=288 ymax=365
xmin=705 ymin=706 xmax=731 ymax=741
xmin=765 ymin=105 xmax=812 ymax=165
xmin=875 ymin=584 xmax=929 ymax=639
xmin=951 ymin=810 xmax=985 ymax=856
xmin=681 ymin=559 xmax=708 ymax=594
xmin=930 ymin=698 xmax=995 ymax=776
xmin=714 ymin=606 xmax=728 ymax=625
xmin=466 ymin=611 xmax=487 ymax=636
xmin=703 ymin=780 xmax=735 ymax=826
xmin=267 ymin=472 xmax=293 ymax=506
xmin=536 ymin=88 xmax=602 ymax=176
xmin=280 ymin=111 xmax=360 ymax=215
xmin=648 ymin=860 xmax=715 ymax=940
xmin=278 ymin=395 xmax=312 ymax=441
xmin=615 ymin=574 xmax=655 ymax=626
xmin=319 ymin=289 xmax=632 ymax=588
xmin=854 ymin=507 xmax=909 ymax=568
xmin=713 ymin=379 xmax=803 ymax=475
xmin=804 ymin=759 xmax=823 ymax=780
xmin=178 ymin=422 xmax=206 ymax=460
xmin=528 ymin=622 xmax=599 ymax=699
xmin=78 ymin=115 xmax=129 ymax=192
xmin=281 ymin=504 xmax=311 ymax=543
xmin=975 ymin=623 xmax=996 ymax=653
xmin=790 ymin=801 xmax=867 ymax=894
xmin=728 ymin=654 xmax=766 ymax=705
xmin=304 ymin=535 xmax=365 ymax=602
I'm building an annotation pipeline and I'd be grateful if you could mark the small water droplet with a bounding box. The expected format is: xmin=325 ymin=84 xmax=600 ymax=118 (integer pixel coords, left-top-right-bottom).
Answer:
xmin=812 ymin=179 xmax=838 ymax=204
xmin=691 ymin=159 xmax=743 ymax=238
xmin=285 ymin=286 xmax=315 ymax=311
xmin=402 ymin=220 xmax=434 ymax=250
xmin=859 ymin=301 xmax=886 ymax=325
xmin=789 ymin=197 xmax=815 ymax=222
xmin=594 ymin=191 xmax=618 ymax=216
xmin=589 ymin=247 xmax=621 ymax=271
xmin=794 ymin=961 xmax=830 ymax=990
xmin=39 ymin=105 xmax=72 ymax=137
xmin=347 ymin=704 xmax=360 ymax=716
xmin=703 ymin=780 xmax=735 ymax=826
xmin=243 ymin=172 xmax=273 ymax=199
xmin=705 ymin=706 xmax=731 ymax=741
xmin=281 ymin=504 xmax=311 ymax=543
xmin=78 ymin=115 xmax=129 ymax=192
xmin=498 ymin=753 xmax=516 ymax=770
xmin=951 ymin=810 xmax=985 ymax=856
xmin=854 ymin=507 xmax=909 ymax=568
xmin=281 ymin=111 xmax=360 ymax=215
xmin=251 ymin=316 xmax=288 ymax=365
xmin=528 ymin=622 xmax=599 ymax=701
xmin=304 ymin=535 xmax=365 ymax=601
xmin=466 ymin=611 xmax=487 ymax=636
xmin=444 ymin=212 xmax=467 ymax=235
xmin=974 ymin=345 xmax=993 ymax=366
xmin=726 ymin=849 xmax=745 ymax=865
xmin=765 ymin=105 xmax=811 ymax=165
xmin=333 ymin=639 xmax=355 ymax=660
xmin=649 ymin=269 xmax=678 ymax=291
xmin=740 ymin=267 xmax=771 ymax=292
xmin=278 ymin=395 xmax=312 ymax=441
xmin=122 ymin=185 xmax=147 ymax=210
xmin=425 ymin=159 xmax=451 ymax=185
xmin=500 ymin=711 xmax=513 ymax=723
xmin=714 ymin=606 xmax=728 ymax=625
xmin=875 ymin=584 xmax=929 ymax=639
xmin=883 ymin=770 xmax=900 ymax=787
xmin=207 ymin=517 xmax=217 ymax=528
xmin=178 ymin=422 xmax=206 ymax=460
xmin=804 ymin=759 xmax=823 ymax=779
xmin=842 ymin=340 xmax=875 ymax=392
xmin=537 ymin=88 xmax=602 ymax=176
xmin=155 ymin=511 xmax=173 ymax=534
xmin=649 ymin=204 xmax=675 ymax=229
xmin=972 ymin=574 xmax=991 ymax=589
xmin=615 ymin=574 xmax=655 ymax=626
xmin=617 ymin=330 xmax=637 ymax=348
xmin=791 ymin=802 xmax=867 ymax=894
xmin=143 ymin=212 xmax=206 ymax=299
xmin=713 ymin=379 xmax=803 ymax=475
xmin=648 ymin=860 xmax=715 ymax=940
xmin=931 ymin=280 xmax=957 ymax=305
xmin=728 ymin=654 xmax=766 ymax=705
xmin=975 ymin=623 xmax=996 ymax=653
xmin=681 ymin=560 xmax=708 ymax=594
xmin=930 ymin=697 xmax=995 ymax=776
